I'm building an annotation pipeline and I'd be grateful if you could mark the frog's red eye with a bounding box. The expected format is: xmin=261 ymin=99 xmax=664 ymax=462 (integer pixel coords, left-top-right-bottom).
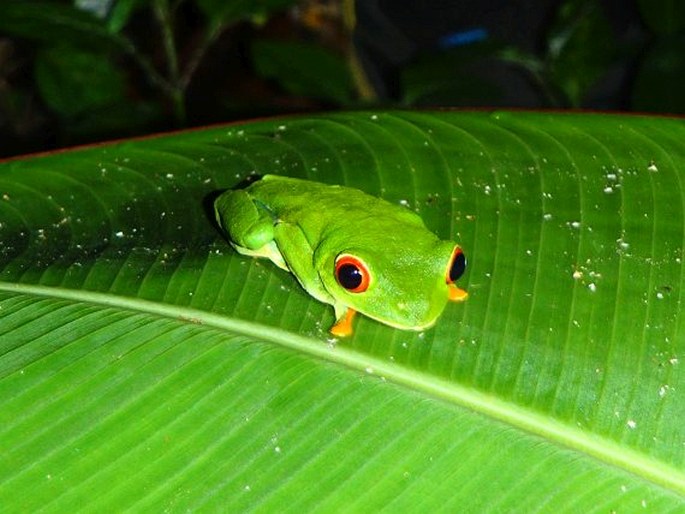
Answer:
xmin=446 ymin=247 xmax=466 ymax=283
xmin=335 ymin=255 xmax=370 ymax=293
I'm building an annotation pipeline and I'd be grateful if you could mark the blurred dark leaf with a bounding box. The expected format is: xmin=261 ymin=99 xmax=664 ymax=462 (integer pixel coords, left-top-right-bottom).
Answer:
xmin=0 ymin=1 xmax=124 ymax=50
xmin=401 ymin=46 xmax=503 ymax=106
xmin=34 ymin=45 xmax=127 ymax=117
xmin=252 ymin=39 xmax=353 ymax=104
xmin=636 ymin=0 xmax=685 ymax=36
xmin=632 ymin=34 xmax=685 ymax=113
xmin=74 ymin=0 xmax=115 ymax=20
xmin=107 ymin=0 xmax=148 ymax=33
xmin=196 ymin=0 xmax=297 ymax=28
xmin=546 ymin=0 xmax=616 ymax=106
xmin=498 ymin=47 xmax=545 ymax=76
xmin=62 ymin=100 xmax=163 ymax=140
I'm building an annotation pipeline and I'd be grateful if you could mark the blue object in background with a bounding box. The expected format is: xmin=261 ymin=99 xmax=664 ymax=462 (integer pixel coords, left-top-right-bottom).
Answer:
xmin=439 ymin=28 xmax=488 ymax=49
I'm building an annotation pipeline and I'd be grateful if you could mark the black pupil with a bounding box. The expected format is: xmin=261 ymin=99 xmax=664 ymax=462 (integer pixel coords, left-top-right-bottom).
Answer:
xmin=449 ymin=251 xmax=466 ymax=282
xmin=338 ymin=264 xmax=363 ymax=290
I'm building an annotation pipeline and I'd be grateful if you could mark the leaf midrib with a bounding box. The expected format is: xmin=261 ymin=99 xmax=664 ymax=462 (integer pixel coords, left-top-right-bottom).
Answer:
xmin=1 ymin=280 xmax=683 ymax=496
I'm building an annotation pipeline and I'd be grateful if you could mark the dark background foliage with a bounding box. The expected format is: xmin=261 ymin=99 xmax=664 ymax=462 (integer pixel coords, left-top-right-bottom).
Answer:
xmin=0 ymin=0 xmax=683 ymax=158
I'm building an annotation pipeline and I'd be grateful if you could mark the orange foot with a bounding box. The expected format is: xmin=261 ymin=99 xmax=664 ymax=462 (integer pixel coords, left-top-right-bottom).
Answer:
xmin=448 ymin=286 xmax=468 ymax=302
xmin=330 ymin=309 xmax=357 ymax=337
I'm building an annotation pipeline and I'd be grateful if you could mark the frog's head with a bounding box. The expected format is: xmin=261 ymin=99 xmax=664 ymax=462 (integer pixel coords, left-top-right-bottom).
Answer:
xmin=316 ymin=237 xmax=467 ymax=331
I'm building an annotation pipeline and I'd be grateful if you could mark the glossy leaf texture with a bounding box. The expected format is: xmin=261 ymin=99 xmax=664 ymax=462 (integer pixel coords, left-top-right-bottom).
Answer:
xmin=0 ymin=111 xmax=684 ymax=512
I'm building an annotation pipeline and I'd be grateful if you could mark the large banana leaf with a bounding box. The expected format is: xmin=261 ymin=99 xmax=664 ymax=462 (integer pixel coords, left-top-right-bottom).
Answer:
xmin=0 ymin=111 xmax=683 ymax=512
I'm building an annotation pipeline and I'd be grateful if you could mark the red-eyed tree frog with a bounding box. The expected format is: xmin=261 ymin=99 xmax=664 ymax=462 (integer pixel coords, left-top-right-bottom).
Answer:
xmin=214 ymin=175 xmax=468 ymax=337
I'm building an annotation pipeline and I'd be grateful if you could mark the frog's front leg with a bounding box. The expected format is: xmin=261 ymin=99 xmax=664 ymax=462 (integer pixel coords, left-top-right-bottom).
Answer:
xmin=273 ymin=222 xmax=357 ymax=335
xmin=214 ymin=189 xmax=287 ymax=270
xmin=272 ymin=222 xmax=333 ymax=304
xmin=274 ymin=222 xmax=356 ymax=337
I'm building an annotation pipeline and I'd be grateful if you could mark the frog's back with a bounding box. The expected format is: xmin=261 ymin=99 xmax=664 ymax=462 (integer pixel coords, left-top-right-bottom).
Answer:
xmin=248 ymin=175 xmax=426 ymax=230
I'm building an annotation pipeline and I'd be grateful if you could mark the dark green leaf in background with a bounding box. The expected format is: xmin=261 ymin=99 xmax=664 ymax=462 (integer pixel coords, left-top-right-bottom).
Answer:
xmin=105 ymin=0 xmax=149 ymax=33
xmin=0 ymin=111 xmax=684 ymax=511
xmin=546 ymin=0 xmax=616 ymax=106
xmin=252 ymin=39 xmax=353 ymax=105
xmin=0 ymin=1 xmax=123 ymax=50
xmin=196 ymin=0 xmax=299 ymax=28
xmin=636 ymin=0 xmax=685 ymax=36
xmin=35 ymin=45 xmax=127 ymax=117
xmin=401 ymin=45 xmax=503 ymax=106
xmin=632 ymin=35 xmax=685 ymax=114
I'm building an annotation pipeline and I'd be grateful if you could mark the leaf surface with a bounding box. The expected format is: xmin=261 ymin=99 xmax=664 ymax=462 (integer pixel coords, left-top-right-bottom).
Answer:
xmin=0 ymin=111 xmax=684 ymax=511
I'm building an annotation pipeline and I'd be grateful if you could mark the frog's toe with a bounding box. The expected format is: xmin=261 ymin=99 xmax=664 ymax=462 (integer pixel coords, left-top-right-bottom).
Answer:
xmin=448 ymin=285 xmax=468 ymax=302
xmin=330 ymin=308 xmax=356 ymax=337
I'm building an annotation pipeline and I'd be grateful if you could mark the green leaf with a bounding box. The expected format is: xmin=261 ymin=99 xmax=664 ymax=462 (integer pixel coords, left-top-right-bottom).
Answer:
xmin=106 ymin=0 xmax=148 ymax=33
xmin=0 ymin=111 xmax=684 ymax=511
xmin=74 ymin=0 xmax=116 ymax=20
xmin=546 ymin=0 xmax=616 ymax=106
xmin=252 ymin=39 xmax=353 ymax=104
xmin=0 ymin=1 xmax=124 ymax=50
xmin=34 ymin=45 xmax=127 ymax=117
xmin=632 ymin=35 xmax=685 ymax=114
xmin=401 ymin=45 xmax=503 ymax=106
xmin=636 ymin=0 xmax=685 ymax=36
xmin=197 ymin=0 xmax=298 ymax=28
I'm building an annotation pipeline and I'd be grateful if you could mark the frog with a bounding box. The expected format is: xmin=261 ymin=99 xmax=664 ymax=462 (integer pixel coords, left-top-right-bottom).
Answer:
xmin=214 ymin=174 xmax=467 ymax=337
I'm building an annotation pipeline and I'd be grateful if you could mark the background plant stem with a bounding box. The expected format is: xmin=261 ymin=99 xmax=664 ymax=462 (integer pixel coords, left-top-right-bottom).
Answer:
xmin=153 ymin=0 xmax=186 ymax=125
